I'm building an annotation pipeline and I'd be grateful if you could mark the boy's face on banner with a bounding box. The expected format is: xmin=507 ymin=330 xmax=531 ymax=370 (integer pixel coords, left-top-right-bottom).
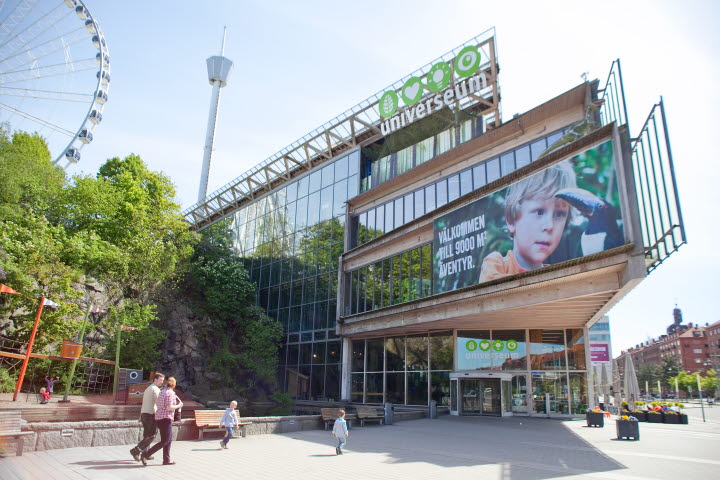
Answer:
xmin=509 ymin=196 xmax=570 ymax=267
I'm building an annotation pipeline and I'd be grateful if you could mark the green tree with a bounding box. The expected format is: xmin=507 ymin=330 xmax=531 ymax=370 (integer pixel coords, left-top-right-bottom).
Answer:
xmin=636 ymin=362 xmax=663 ymax=390
xmin=662 ymin=355 xmax=681 ymax=386
xmin=189 ymin=220 xmax=283 ymax=392
xmin=53 ymin=154 xmax=194 ymax=299
xmin=701 ymin=369 xmax=718 ymax=397
xmin=102 ymin=301 xmax=165 ymax=371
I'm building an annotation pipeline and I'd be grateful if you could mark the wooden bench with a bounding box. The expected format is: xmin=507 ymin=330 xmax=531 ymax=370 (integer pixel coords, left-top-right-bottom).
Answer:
xmin=0 ymin=411 xmax=33 ymax=456
xmin=194 ymin=410 xmax=252 ymax=440
xmin=320 ymin=408 xmax=356 ymax=431
xmin=356 ymin=406 xmax=384 ymax=427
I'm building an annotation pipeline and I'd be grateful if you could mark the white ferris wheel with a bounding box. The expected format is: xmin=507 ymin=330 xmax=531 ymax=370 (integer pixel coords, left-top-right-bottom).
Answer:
xmin=0 ymin=0 xmax=110 ymax=169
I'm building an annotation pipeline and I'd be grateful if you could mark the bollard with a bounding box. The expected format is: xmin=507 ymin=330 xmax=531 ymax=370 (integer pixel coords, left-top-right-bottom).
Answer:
xmin=384 ymin=402 xmax=394 ymax=425
xmin=429 ymin=400 xmax=438 ymax=419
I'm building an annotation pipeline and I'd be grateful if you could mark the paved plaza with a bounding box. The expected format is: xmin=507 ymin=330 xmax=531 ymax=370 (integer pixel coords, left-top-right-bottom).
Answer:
xmin=1 ymin=405 xmax=719 ymax=480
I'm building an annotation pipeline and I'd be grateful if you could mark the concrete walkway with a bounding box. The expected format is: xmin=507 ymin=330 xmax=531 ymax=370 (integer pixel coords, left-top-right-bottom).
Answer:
xmin=2 ymin=409 xmax=719 ymax=479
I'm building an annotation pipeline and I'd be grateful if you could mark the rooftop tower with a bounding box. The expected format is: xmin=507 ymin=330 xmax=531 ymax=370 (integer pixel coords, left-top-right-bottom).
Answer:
xmin=198 ymin=27 xmax=233 ymax=203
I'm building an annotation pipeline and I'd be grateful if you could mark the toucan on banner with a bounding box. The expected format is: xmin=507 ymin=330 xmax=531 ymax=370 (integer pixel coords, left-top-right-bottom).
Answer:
xmin=433 ymin=139 xmax=623 ymax=294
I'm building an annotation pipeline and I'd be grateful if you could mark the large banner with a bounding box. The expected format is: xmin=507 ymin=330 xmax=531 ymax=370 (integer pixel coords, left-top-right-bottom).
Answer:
xmin=433 ymin=139 xmax=623 ymax=293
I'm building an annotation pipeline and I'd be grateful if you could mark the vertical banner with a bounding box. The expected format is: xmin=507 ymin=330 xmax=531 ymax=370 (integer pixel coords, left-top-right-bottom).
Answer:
xmin=433 ymin=139 xmax=623 ymax=293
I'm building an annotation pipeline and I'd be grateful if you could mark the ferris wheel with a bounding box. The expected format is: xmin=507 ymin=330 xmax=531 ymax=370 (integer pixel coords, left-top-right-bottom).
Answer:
xmin=0 ymin=0 xmax=110 ymax=169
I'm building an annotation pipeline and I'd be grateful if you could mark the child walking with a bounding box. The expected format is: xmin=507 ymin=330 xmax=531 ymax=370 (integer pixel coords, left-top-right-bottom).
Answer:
xmin=331 ymin=410 xmax=349 ymax=455
xmin=39 ymin=387 xmax=50 ymax=404
xmin=219 ymin=401 xmax=239 ymax=449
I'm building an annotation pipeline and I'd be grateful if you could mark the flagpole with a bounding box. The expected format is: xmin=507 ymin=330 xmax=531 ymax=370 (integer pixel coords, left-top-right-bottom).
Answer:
xmin=61 ymin=304 xmax=93 ymax=403
xmin=112 ymin=320 xmax=121 ymax=404
xmin=13 ymin=297 xmax=46 ymax=401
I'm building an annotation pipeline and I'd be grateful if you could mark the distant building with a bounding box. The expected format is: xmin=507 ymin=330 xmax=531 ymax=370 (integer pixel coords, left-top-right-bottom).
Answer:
xmin=706 ymin=320 xmax=720 ymax=372
xmin=616 ymin=307 xmax=712 ymax=376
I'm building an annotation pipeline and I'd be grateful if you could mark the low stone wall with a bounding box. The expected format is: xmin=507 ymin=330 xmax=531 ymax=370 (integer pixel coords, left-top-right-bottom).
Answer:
xmin=19 ymin=412 xmax=424 ymax=452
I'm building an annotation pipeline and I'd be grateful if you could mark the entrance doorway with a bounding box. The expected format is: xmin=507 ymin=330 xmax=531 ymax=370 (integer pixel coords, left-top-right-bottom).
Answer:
xmin=459 ymin=378 xmax=501 ymax=416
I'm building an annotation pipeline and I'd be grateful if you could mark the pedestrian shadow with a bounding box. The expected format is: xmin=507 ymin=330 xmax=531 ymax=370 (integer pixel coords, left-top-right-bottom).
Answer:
xmin=191 ymin=448 xmax=224 ymax=451
xmin=71 ymin=460 xmax=146 ymax=470
xmin=283 ymin=416 xmax=628 ymax=480
xmin=308 ymin=454 xmax=337 ymax=457
xmin=71 ymin=460 xmax=137 ymax=466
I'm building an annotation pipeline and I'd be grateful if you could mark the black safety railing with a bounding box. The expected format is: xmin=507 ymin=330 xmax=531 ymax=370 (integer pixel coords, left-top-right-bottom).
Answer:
xmin=630 ymin=98 xmax=686 ymax=272
xmin=598 ymin=59 xmax=630 ymax=133
xmin=598 ymin=59 xmax=686 ymax=272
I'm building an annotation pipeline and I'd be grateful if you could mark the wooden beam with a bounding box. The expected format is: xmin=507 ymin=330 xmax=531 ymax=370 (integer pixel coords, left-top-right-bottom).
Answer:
xmin=0 ymin=350 xmax=115 ymax=365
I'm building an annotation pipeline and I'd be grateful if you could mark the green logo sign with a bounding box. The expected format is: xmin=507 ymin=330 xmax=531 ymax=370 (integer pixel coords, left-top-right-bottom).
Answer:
xmin=378 ymin=90 xmax=399 ymax=118
xmin=479 ymin=340 xmax=491 ymax=352
xmin=401 ymin=76 xmax=423 ymax=106
xmin=506 ymin=340 xmax=518 ymax=351
xmin=454 ymin=46 xmax=482 ymax=77
xmin=492 ymin=340 xmax=504 ymax=351
xmin=465 ymin=340 xmax=477 ymax=352
xmin=426 ymin=62 xmax=452 ymax=92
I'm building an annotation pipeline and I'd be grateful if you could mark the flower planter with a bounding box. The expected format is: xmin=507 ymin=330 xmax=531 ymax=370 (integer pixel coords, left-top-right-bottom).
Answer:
xmin=630 ymin=411 xmax=647 ymax=422
xmin=678 ymin=414 xmax=689 ymax=424
xmin=586 ymin=412 xmax=604 ymax=427
xmin=646 ymin=412 xmax=663 ymax=423
xmin=664 ymin=413 xmax=680 ymax=424
xmin=616 ymin=420 xmax=640 ymax=440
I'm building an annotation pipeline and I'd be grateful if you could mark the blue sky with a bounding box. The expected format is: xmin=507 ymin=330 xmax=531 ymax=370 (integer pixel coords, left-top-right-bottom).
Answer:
xmin=9 ymin=0 xmax=720 ymax=356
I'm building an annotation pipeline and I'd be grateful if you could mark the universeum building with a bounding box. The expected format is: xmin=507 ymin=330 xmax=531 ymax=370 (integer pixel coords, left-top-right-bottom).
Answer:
xmin=183 ymin=29 xmax=685 ymax=417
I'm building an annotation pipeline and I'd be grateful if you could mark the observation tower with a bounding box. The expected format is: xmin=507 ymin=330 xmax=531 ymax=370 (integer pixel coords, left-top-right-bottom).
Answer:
xmin=198 ymin=28 xmax=233 ymax=203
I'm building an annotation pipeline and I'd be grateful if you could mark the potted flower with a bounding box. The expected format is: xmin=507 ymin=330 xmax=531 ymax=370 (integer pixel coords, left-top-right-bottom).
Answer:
xmin=676 ymin=403 xmax=688 ymax=424
xmin=646 ymin=410 xmax=663 ymax=423
xmin=616 ymin=415 xmax=640 ymax=440
xmin=630 ymin=409 xmax=647 ymax=422
xmin=664 ymin=410 xmax=680 ymax=424
xmin=586 ymin=407 xmax=605 ymax=427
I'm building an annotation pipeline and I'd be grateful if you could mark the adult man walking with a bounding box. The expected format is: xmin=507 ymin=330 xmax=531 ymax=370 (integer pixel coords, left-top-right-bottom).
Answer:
xmin=130 ymin=372 xmax=165 ymax=461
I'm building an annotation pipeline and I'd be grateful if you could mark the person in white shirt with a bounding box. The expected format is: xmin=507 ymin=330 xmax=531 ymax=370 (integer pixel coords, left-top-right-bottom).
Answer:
xmin=130 ymin=372 xmax=165 ymax=461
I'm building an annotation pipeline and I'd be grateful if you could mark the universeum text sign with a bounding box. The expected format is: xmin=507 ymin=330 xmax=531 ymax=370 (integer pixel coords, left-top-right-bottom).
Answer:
xmin=377 ymin=45 xmax=490 ymax=136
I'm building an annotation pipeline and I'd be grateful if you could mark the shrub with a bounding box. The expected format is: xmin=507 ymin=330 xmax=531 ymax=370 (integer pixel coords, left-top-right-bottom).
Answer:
xmin=0 ymin=368 xmax=15 ymax=393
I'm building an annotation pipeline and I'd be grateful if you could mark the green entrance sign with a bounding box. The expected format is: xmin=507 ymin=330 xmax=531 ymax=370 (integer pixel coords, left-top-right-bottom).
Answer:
xmin=378 ymin=90 xmax=399 ymax=118
xmin=426 ymin=62 xmax=452 ymax=92
xmin=492 ymin=340 xmax=504 ymax=351
xmin=454 ymin=46 xmax=482 ymax=77
xmin=506 ymin=340 xmax=518 ymax=351
xmin=465 ymin=340 xmax=477 ymax=351
xmin=478 ymin=340 xmax=491 ymax=352
xmin=401 ymin=76 xmax=423 ymax=106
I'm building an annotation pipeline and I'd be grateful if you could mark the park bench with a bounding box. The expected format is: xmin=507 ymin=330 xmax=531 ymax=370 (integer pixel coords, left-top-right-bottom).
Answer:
xmin=355 ymin=406 xmax=384 ymax=427
xmin=320 ymin=408 xmax=356 ymax=431
xmin=194 ymin=410 xmax=252 ymax=440
xmin=0 ymin=411 xmax=33 ymax=456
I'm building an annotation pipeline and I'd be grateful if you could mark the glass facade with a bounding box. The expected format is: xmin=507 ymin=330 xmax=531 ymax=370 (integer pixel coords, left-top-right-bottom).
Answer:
xmin=228 ymin=150 xmax=359 ymax=400
xmin=350 ymin=333 xmax=453 ymax=406
xmin=352 ymin=128 xmax=566 ymax=248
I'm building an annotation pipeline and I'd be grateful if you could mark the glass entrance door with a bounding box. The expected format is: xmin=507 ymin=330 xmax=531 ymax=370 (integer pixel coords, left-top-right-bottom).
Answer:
xmin=460 ymin=379 xmax=481 ymax=414
xmin=478 ymin=378 xmax=501 ymax=415
xmin=459 ymin=378 xmax=501 ymax=415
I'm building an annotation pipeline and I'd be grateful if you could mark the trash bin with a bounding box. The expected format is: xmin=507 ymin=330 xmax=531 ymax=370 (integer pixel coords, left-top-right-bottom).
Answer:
xmin=384 ymin=402 xmax=394 ymax=425
xmin=429 ymin=400 xmax=438 ymax=419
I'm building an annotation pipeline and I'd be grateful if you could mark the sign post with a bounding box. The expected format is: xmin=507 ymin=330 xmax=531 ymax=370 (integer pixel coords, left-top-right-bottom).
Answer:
xmin=696 ymin=373 xmax=706 ymax=423
xmin=61 ymin=304 xmax=93 ymax=402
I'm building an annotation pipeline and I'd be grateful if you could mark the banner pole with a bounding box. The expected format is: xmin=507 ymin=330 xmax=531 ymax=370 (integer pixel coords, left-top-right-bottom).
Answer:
xmin=13 ymin=297 xmax=46 ymax=401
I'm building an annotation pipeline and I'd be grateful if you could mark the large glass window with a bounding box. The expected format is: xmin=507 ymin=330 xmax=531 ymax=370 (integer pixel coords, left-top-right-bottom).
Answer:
xmin=366 ymin=373 xmax=384 ymax=404
xmin=386 ymin=372 xmax=404 ymax=404
xmin=457 ymin=330 xmax=492 ymax=370
xmin=366 ymin=338 xmax=384 ymax=372
xmin=406 ymin=335 xmax=429 ymax=370
xmin=530 ymin=329 xmax=567 ymax=370
xmin=491 ymin=330 xmax=527 ymax=371
xmin=430 ymin=332 xmax=453 ymax=370
xmin=566 ymin=329 xmax=586 ymax=370
xmin=407 ymin=372 xmax=428 ymax=405
xmin=385 ymin=337 xmax=405 ymax=371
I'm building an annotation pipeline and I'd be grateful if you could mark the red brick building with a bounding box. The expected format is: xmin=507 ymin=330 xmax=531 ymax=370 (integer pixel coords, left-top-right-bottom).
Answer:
xmin=618 ymin=316 xmax=712 ymax=377
xmin=706 ymin=320 xmax=720 ymax=372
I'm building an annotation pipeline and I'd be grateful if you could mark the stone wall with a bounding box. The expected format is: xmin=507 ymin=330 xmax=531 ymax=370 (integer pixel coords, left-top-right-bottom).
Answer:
xmin=19 ymin=412 xmax=424 ymax=452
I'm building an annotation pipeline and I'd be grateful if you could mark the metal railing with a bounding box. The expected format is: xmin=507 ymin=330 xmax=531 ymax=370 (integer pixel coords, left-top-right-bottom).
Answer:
xmin=630 ymin=98 xmax=686 ymax=272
